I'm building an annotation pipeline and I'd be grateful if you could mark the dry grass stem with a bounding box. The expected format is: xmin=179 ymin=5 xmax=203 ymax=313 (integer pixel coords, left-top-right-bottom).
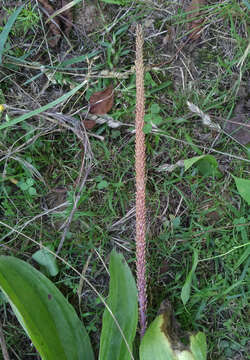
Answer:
xmin=0 ymin=320 xmax=10 ymax=360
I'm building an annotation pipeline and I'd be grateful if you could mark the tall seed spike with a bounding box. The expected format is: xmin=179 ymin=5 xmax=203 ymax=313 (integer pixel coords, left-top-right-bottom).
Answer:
xmin=135 ymin=24 xmax=147 ymax=338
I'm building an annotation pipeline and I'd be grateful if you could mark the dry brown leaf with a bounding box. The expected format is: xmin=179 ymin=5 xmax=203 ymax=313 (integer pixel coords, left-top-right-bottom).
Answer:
xmin=89 ymin=84 xmax=114 ymax=115
xmin=186 ymin=0 xmax=205 ymax=41
xmin=82 ymin=119 xmax=96 ymax=130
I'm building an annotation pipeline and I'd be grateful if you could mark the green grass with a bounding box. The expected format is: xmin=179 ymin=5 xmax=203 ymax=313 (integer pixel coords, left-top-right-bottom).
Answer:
xmin=0 ymin=0 xmax=249 ymax=358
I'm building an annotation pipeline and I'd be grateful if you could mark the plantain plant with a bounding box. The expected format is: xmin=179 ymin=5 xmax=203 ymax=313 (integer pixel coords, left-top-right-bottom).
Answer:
xmin=0 ymin=25 xmax=207 ymax=360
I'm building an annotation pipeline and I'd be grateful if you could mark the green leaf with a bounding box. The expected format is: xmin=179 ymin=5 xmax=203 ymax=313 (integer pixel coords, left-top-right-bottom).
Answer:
xmin=0 ymin=256 xmax=94 ymax=360
xmin=32 ymin=248 xmax=59 ymax=277
xmin=26 ymin=178 xmax=34 ymax=186
xmin=184 ymin=155 xmax=217 ymax=172
xmin=97 ymin=180 xmax=109 ymax=190
xmin=0 ymin=81 xmax=86 ymax=130
xmin=0 ymin=5 xmax=24 ymax=64
xmin=196 ymin=159 xmax=218 ymax=176
xmin=234 ymin=245 xmax=250 ymax=270
xmin=143 ymin=123 xmax=152 ymax=134
xmin=28 ymin=187 xmax=37 ymax=196
xmin=150 ymin=103 xmax=161 ymax=114
xmin=99 ymin=250 xmax=138 ymax=360
xmin=144 ymin=114 xmax=152 ymax=123
xmin=184 ymin=155 xmax=220 ymax=176
xmin=181 ymin=249 xmax=199 ymax=306
xmin=140 ymin=313 xmax=206 ymax=360
xmin=242 ymin=0 xmax=250 ymax=10
xmin=233 ymin=176 xmax=250 ymax=205
xmin=140 ymin=315 xmax=176 ymax=360
xmin=152 ymin=115 xmax=163 ymax=126
xmin=190 ymin=332 xmax=207 ymax=360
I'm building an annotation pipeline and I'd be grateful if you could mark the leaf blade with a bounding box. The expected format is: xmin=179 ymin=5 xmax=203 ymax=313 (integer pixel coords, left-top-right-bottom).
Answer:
xmin=181 ymin=249 xmax=199 ymax=306
xmin=0 ymin=81 xmax=86 ymax=130
xmin=140 ymin=315 xmax=176 ymax=360
xmin=99 ymin=250 xmax=138 ymax=360
xmin=190 ymin=332 xmax=207 ymax=360
xmin=233 ymin=176 xmax=250 ymax=205
xmin=184 ymin=155 xmax=217 ymax=172
xmin=32 ymin=247 xmax=59 ymax=277
xmin=89 ymin=84 xmax=114 ymax=115
xmin=0 ymin=5 xmax=25 ymax=64
xmin=0 ymin=256 xmax=94 ymax=360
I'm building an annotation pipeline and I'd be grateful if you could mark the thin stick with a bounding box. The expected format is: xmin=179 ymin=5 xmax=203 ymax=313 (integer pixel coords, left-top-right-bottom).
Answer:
xmin=0 ymin=320 xmax=10 ymax=360
xmin=135 ymin=24 xmax=147 ymax=338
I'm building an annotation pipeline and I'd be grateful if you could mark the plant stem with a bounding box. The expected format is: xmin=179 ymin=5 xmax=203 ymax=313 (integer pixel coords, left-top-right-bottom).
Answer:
xmin=135 ymin=24 xmax=147 ymax=338
xmin=0 ymin=320 xmax=10 ymax=360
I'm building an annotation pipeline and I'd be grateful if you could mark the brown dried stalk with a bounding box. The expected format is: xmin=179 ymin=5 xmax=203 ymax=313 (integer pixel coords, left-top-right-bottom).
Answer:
xmin=135 ymin=24 xmax=147 ymax=338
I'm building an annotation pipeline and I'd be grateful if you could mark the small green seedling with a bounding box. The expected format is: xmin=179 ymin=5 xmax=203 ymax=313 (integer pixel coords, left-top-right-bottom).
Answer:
xmin=18 ymin=178 xmax=37 ymax=196
xmin=6 ymin=4 xmax=39 ymax=35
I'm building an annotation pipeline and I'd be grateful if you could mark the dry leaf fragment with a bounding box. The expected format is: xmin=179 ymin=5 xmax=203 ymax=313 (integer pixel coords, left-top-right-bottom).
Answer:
xmin=82 ymin=112 xmax=127 ymax=131
xmin=82 ymin=119 xmax=96 ymax=130
xmin=186 ymin=0 xmax=205 ymax=40
xmin=187 ymin=101 xmax=221 ymax=131
xmin=89 ymin=84 xmax=114 ymax=115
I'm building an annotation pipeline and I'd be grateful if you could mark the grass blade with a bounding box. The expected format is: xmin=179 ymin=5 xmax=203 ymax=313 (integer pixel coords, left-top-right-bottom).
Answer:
xmin=0 ymin=5 xmax=24 ymax=64
xmin=0 ymin=81 xmax=86 ymax=130
xmin=181 ymin=249 xmax=199 ymax=306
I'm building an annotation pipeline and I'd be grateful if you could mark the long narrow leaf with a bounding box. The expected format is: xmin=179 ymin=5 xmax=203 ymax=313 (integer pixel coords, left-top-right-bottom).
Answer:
xmin=0 ymin=5 xmax=24 ymax=64
xmin=0 ymin=81 xmax=86 ymax=130
xmin=181 ymin=249 xmax=199 ymax=306
xmin=99 ymin=250 xmax=138 ymax=360
xmin=0 ymin=256 xmax=94 ymax=360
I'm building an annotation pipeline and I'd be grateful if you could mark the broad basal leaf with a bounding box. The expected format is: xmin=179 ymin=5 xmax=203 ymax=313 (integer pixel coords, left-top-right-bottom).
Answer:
xmin=0 ymin=256 xmax=94 ymax=360
xmin=139 ymin=314 xmax=176 ymax=360
xmin=99 ymin=250 xmax=138 ymax=360
xmin=140 ymin=300 xmax=207 ymax=360
xmin=190 ymin=332 xmax=207 ymax=360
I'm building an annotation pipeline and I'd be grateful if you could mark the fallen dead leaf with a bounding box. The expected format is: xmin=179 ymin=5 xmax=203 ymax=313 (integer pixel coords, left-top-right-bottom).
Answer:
xmin=82 ymin=119 xmax=96 ymax=130
xmin=89 ymin=84 xmax=114 ymax=115
xmin=186 ymin=0 xmax=205 ymax=41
